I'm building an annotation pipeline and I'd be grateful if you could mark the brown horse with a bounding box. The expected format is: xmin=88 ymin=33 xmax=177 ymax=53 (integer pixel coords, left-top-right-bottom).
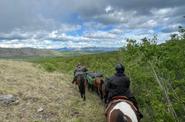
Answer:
xmin=73 ymin=74 xmax=87 ymax=101
xmin=101 ymin=78 xmax=109 ymax=103
xmin=93 ymin=76 xmax=104 ymax=99
xmin=105 ymin=96 xmax=140 ymax=122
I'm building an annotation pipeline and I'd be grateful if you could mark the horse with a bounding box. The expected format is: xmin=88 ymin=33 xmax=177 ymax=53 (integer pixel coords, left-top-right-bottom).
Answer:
xmin=73 ymin=74 xmax=87 ymax=101
xmin=94 ymin=76 xmax=104 ymax=99
xmin=105 ymin=96 xmax=140 ymax=122
xmin=86 ymin=72 xmax=104 ymax=99
xmin=101 ymin=77 xmax=114 ymax=104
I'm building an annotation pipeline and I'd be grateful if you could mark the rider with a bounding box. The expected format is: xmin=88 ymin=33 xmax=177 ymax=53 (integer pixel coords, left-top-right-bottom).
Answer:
xmin=105 ymin=63 xmax=143 ymax=118
xmin=72 ymin=63 xmax=88 ymax=84
xmin=74 ymin=63 xmax=81 ymax=76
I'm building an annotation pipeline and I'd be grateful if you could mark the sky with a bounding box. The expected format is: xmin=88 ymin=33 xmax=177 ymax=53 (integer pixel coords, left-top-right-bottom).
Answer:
xmin=0 ymin=0 xmax=185 ymax=49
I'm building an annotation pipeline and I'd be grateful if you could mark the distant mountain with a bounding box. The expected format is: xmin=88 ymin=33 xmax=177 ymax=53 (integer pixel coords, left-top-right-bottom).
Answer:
xmin=0 ymin=47 xmax=119 ymax=58
xmin=54 ymin=47 xmax=119 ymax=52
xmin=0 ymin=48 xmax=62 ymax=57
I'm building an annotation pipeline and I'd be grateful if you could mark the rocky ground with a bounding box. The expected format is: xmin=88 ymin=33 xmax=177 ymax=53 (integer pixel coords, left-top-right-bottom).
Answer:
xmin=0 ymin=60 xmax=105 ymax=122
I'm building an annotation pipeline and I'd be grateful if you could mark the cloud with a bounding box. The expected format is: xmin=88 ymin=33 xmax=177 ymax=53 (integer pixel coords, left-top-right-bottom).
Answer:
xmin=84 ymin=31 xmax=118 ymax=39
xmin=0 ymin=0 xmax=185 ymax=48
xmin=161 ymin=24 xmax=181 ymax=33
xmin=105 ymin=5 xmax=113 ymax=13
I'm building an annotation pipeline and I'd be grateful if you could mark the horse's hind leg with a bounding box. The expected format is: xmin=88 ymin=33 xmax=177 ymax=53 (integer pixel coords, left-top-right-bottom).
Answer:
xmin=80 ymin=88 xmax=86 ymax=101
xmin=78 ymin=86 xmax=80 ymax=92
xmin=88 ymin=83 xmax=93 ymax=92
xmin=82 ymin=85 xmax=86 ymax=101
xmin=88 ymin=83 xmax=90 ymax=91
xmin=95 ymin=87 xmax=99 ymax=95
xmin=83 ymin=94 xmax=86 ymax=101
xmin=100 ymin=89 xmax=103 ymax=100
xmin=91 ymin=85 xmax=93 ymax=91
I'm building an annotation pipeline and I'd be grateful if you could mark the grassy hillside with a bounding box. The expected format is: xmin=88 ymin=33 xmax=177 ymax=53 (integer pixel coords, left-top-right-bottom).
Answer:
xmin=0 ymin=48 xmax=63 ymax=58
xmin=33 ymin=37 xmax=185 ymax=121
xmin=0 ymin=60 xmax=105 ymax=122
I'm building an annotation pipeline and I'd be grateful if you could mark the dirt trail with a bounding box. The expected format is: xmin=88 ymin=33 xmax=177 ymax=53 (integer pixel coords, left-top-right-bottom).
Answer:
xmin=0 ymin=60 xmax=105 ymax=122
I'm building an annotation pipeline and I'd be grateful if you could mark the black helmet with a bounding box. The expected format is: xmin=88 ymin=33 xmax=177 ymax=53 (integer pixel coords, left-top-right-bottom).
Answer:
xmin=115 ymin=64 xmax=125 ymax=72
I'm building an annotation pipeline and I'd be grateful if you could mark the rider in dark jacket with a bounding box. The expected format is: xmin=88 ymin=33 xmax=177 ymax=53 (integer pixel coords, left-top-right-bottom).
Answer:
xmin=72 ymin=63 xmax=88 ymax=84
xmin=105 ymin=63 xmax=143 ymax=118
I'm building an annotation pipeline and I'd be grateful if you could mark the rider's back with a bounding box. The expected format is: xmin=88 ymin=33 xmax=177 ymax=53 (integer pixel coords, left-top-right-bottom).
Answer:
xmin=107 ymin=73 xmax=133 ymax=99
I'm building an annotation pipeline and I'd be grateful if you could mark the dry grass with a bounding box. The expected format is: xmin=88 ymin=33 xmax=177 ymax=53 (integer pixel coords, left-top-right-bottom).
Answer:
xmin=0 ymin=60 xmax=105 ymax=122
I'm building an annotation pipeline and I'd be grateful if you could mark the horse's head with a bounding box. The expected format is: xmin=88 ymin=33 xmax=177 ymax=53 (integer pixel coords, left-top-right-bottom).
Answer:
xmin=105 ymin=98 xmax=139 ymax=122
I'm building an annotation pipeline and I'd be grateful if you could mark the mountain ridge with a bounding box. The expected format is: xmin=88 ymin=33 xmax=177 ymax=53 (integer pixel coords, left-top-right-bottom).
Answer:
xmin=0 ymin=47 xmax=62 ymax=57
xmin=53 ymin=47 xmax=119 ymax=52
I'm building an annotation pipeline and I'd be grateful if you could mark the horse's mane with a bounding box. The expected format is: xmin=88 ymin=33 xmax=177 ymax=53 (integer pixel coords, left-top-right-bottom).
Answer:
xmin=115 ymin=109 xmax=127 ymax=122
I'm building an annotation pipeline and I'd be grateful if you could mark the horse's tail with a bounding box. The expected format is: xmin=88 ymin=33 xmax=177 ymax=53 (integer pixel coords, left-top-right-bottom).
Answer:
xmin=100 ymin=79 xmax=104 ymax=92
xmin=79 ymin=75 xmax=86 ymax=94
xmin=100 ymin=78 xmax=104 ymax=86
xmin=99 ymin=78 xmax=104 ymax=100
xmin=101 ymin=79 xmax=108 ymax=103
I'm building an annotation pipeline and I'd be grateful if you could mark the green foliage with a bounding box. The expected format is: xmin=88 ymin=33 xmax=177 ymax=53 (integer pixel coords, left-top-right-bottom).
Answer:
xmin=42 ymin=62 xmax=57 ymax=72
xmin=33 ymin=34 xmax=185 ymax=122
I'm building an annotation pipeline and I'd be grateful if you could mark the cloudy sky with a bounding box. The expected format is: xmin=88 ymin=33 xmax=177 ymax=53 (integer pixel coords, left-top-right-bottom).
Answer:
xmin=0 ymin=0 xmax=185 ymax=49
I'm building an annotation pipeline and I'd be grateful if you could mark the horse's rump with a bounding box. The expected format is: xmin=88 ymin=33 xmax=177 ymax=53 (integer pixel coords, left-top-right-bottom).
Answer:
xmin=75 ymin=74 xmax=86 ymax=101
xmin=94 ymin=77 xmax=104 ymax=88
xmin=94 ymin=77 xmax=104 ymax=99
xmin=77 ymin=75 xmax=86 ymax=92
